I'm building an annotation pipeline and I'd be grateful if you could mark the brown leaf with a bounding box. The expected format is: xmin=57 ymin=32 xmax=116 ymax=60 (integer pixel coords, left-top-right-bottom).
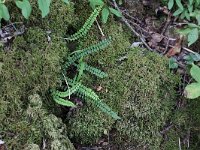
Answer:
xmin=96 ymin=85 xmax=103 ymax=92
xmin=151 ymin=33 xmax=164 ymax=43
xmin=166 ymin=36 xmax=183 ymax=57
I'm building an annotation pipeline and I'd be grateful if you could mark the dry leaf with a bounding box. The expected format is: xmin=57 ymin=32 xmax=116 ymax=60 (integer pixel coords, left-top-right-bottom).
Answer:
xmin=166 ymin=36 xmax=183 ymax=57
xmin=151 ymin=33 xmax=164 ymax=43
xmin=96 ymin=85 xmax=103 ymax=92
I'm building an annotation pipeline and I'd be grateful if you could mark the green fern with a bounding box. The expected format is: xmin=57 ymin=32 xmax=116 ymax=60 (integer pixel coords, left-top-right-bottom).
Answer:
xmin=76 ymin=83 xmax=120 ymax=120
xmin=64 ymin=77 xmax=120 ymax=120
xmin=74 ymin=62 xmax=108 ymax=78
xmin=64 ymin=5 xmax=103 ymax=41
xmin=64 ymin=37 xmax=111 ymax=69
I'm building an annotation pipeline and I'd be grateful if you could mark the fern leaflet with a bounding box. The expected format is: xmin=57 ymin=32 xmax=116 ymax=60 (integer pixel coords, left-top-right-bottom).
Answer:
xmin=53 ymin=96 xmax=76 ymax=107
xmin=76 ymin=83 xmax=121 ymax=120
xmin=74 ymin=62 xmax=108 ymax=78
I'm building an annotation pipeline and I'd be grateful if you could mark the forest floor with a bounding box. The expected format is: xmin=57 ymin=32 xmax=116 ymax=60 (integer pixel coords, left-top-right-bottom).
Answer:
xmin=1 ymin=0 xmax=200 ymax=150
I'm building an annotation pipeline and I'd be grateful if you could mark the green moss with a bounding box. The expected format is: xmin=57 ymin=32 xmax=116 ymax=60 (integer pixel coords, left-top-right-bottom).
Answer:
xmin=0 ymin=94 xmax=75 ymax=150
xmin=7 ymin=1 xmax=76 ymax=36
xmin=67 ymin=47 xmax=179 ymax=148
xmin=66 ymin=16 xmax=131 ymax=145
xmin=0 ymin=26 xmax=70 ymax=149
xmin=0 ymin=27 xmax=68 ymax=98
xmin=161 ymin=97 xmax=200 ymax=150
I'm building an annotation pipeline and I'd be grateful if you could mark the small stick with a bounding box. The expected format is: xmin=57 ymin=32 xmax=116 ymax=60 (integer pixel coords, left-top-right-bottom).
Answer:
xmin=182 ymin=47 xmax=196 ymax=54
xmin=179 ymin=137 xmax=182 ymax=150
xmin=95 ymin=19 xmax=105 ymax=37
xmin=62 ymin=72 xmax=71 ymax=99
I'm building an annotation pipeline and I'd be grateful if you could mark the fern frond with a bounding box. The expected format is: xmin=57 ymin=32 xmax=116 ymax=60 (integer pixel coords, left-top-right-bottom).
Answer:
xmin=64 ymin=37 xmax=111 ymax=69
xmin=74 ymin=62 xmax=108 ymax=78
xmin=64 ymin=5 xmax=103 ymax=41
xmin=76 ymin=84 xmax=121 ymax=120
xmin=58 ymin=77 xmax=120 ymax=119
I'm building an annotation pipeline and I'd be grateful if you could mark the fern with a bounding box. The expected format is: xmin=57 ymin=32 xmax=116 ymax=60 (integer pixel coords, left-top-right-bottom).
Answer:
xmin=76 ymin=83 xmax=121 ymax=120
xmin=64 ymin=77 xmax=120 ymax=120
xmin=74 ymin=62 xmax=108 ymax=78
xmin=64 ymin=5 xmax=103 ymax=41
xmin=64 ymin=37 xmax=111 ymax=69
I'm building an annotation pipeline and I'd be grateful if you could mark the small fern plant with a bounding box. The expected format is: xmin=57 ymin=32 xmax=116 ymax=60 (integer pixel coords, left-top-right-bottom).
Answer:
xmin=51 ymin=6 xmax=121 ymax=120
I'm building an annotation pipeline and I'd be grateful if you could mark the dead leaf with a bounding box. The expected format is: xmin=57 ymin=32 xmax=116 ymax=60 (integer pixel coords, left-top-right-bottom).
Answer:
xmin=166 ymin=36 xmax=183 ymax=57
xmin=151 ymin=33 xmax=164 ymax=43
xmin=96 ymin=85 xmax=103 ymax=92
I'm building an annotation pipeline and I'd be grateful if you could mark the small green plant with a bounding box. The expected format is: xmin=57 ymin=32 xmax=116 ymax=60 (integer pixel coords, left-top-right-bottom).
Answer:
xmin=184 ymin=52 xmax=200 ymax=64
xmin=0 ymin=0 xmax=69 ymax=23
xmin=51 ymin=6 xmax=120 ymax=120
xmin=169 ymin=57 xmax=179 ymax=69
xmin=168 ymin=0 xmax=200 ymax=45
xmin=185 ymin=63 xmax=200 ymax=99
xmin=89 ymin=0 xmax=122 ymax=23
xmin=64 ymin=5 xmax=103 ymax=41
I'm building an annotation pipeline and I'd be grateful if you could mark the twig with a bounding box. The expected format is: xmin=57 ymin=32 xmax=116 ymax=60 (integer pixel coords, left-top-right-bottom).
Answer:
xmin=179 ymin=137 xmax=182 ymax=150
xmin=161 ymin=14 xmax=171 ymax=35
xmin=160 ymin=124 xmax=174 ymax=134
xmin=62 ymin=72 xmax=71 ymax=99
xmin=182 ymin=47 xmax=196 ymax=54
xmin=111 ymin=0 xmax=153 ymax=51
xmin=164 ymin=44 xmax=197 ymax=54
xmin=95 ymin=19 xmax=105 ymax=37
xmin=162 ymin=36 xmax=170 ymax=55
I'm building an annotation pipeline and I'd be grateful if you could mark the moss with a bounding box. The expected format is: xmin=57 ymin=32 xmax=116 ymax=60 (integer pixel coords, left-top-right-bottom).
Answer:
xmin=66 ymin=4 xmax=179 ymax=147
xmin=7 ymin=1 xmax=76 ymax=36
xmin=0 ymin=27 xmax=68 ymax=98
xmin=1 ymin=94 xmax=75 ymax=150
xmin=67 ymin=47 xmax=179 ymax=148
xmin=66 ymin=15 xmax=131 ymax=145
xmin=161 ymin=97 xmax=200 ymax=150
xmin=23 ymin=144 xmax=40 ymax=150
xmin=0 ymin=26 xmax=70 ymax=149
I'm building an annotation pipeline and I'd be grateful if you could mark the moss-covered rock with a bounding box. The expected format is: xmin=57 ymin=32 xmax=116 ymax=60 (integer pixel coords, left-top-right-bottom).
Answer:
xmin=111 ymin=50 xmax=179 ymax=149
xmin=0 ymin=1 xmax=182 ymax=149
xmin=0 ymin=1 xmax=76 ymax=149
xmin=67 ymin=47 xmax=179 ymax=149
xmin=66 ymin=14 xmax=132 ymax=145
xmin=1 ymin=94 xmax=75 ymax=150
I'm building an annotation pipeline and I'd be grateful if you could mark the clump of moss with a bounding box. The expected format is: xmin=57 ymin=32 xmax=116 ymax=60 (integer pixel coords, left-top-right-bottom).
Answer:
xmin=66 ymin=16 xmax=131 ymax=145
xmin=160 ymin=95 xmax=200 ymax=150
xmin=0 ymin=27 xmax=68 ymax=98
xmin=27 ymin=94 xmax=75 ymax=150
xmin=65 ymin=5 xmax=179 ymax=147
xmin=0 ymin=93 xmax=75 ymax=149
xmin=8 ymin=1 xmax=76 ymax=36
xmin=67 ymin=47 xmax=179 ymax=148
xmin=111 ymin=50 xmax=179 ymax=149
xmin=0 ymin=26 xmax=70 ymax=149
